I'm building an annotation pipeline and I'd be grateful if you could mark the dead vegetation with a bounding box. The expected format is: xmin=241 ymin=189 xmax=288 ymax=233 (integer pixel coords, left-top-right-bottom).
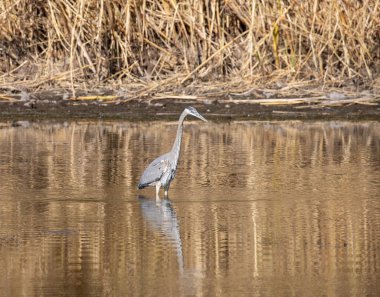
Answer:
xmin=0 ymin=0 xmax=379 ymax=98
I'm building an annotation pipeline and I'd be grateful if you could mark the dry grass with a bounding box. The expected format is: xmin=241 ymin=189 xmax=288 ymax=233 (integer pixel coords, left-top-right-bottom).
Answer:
xmin=0 ymin=0 xmax=379 ymax=96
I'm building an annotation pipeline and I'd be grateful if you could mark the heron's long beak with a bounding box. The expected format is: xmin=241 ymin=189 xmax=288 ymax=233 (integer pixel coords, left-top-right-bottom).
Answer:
xmin=195 ymin=113 xmax=207 ymax=122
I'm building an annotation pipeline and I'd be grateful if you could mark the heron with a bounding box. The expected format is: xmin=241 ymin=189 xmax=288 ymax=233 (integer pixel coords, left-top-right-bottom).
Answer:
xmin=138 ymin=106 xmax=207 ymax=198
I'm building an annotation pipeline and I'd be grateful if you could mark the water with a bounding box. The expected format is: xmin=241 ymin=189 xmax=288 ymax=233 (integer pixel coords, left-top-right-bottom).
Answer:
xmin=0 ymin=120 xmax=379 ymax=297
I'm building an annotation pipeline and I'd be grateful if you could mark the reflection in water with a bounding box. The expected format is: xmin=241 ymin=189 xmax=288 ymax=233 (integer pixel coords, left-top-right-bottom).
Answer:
xmin=0 ymin=120 xmax=379 ymax=296
xmin=138 ymin=196 xmax=184 ymax=273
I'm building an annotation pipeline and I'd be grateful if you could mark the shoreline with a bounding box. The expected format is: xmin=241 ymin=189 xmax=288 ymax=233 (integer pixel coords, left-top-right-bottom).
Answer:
xmin=0 ymin=87 xmax=379 ymax=122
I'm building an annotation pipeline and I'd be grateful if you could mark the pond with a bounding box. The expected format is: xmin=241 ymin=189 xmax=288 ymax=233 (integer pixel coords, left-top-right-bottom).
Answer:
xmin=0 ymin=120 xmax=379 ymax=297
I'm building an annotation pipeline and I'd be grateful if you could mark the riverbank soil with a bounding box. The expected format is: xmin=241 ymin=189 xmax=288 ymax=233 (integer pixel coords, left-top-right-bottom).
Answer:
xmin=0 ymin=83 xmax=379 ymax=121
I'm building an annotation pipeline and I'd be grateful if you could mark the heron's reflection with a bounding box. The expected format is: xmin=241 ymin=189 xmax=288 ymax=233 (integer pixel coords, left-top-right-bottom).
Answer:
xmin=138 ymin=195 xmax=184 ymax=273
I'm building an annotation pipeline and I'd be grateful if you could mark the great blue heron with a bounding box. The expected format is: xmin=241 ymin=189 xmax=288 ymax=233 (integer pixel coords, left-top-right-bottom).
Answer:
xmin=138 ymin=106 xmax=207 ymax=198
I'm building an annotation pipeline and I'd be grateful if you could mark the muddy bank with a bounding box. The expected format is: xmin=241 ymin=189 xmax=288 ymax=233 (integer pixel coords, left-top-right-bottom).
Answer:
xmin=0 ymin=89 xmax=379 ymax=122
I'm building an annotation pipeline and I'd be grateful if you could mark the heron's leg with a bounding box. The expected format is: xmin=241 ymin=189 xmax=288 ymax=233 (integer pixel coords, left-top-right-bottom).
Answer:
xmin=155 ymin=182 xmax=161 ymax=200
xmin=164 ymin=183 xmax=170 ymax=198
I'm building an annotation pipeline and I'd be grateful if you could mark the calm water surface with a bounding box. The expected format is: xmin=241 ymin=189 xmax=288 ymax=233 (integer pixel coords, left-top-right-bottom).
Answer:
xmin=0 ymin=120 xmax=379 ymax=297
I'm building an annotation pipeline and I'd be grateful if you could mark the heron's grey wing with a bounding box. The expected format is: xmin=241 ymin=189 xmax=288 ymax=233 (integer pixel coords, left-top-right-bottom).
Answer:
xmin=138 ymin=154 xmax=170 ymax=188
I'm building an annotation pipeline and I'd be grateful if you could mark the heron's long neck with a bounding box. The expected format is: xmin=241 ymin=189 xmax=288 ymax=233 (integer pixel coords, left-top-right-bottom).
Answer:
xmin=170 ymin=111 xmax=187 ymax=165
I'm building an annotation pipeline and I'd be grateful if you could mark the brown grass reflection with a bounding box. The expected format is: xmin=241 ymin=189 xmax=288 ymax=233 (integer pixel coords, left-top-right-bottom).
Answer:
xmin=0 ymin=121 xmax=379 ymax=296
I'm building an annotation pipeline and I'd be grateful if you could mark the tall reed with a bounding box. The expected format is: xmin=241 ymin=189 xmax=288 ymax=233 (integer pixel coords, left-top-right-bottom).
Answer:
xmin=0 ymin=0 xmax=379 ymax=91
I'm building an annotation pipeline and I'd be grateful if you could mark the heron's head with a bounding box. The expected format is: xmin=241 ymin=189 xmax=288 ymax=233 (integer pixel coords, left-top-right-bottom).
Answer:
xmin=185 ymin=106 xmax=207 ymax=122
